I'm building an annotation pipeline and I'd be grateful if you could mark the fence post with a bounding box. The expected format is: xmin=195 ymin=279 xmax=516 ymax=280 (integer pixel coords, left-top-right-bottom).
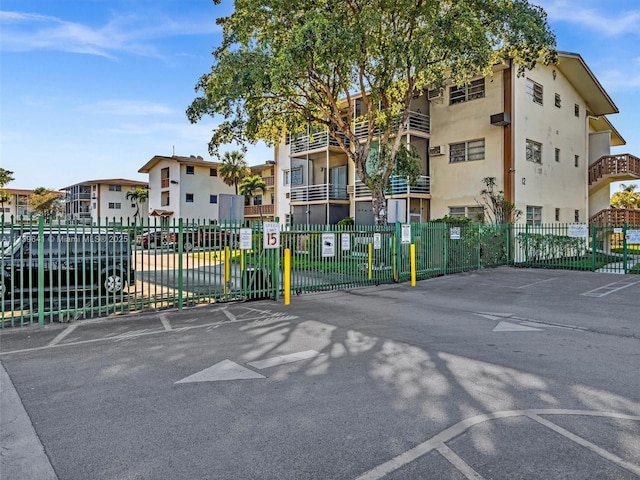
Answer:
xmin=284 ymin=248 xmax=291 ymax=305
xmin=394 ymin=222 xmax=400 ymax=282
xmin=443 ymin=224 xmax=448 ymax=275
xmin=591 ymin=224 xmax=597 ymax=272
xmin=177 ymin=218 xmax=184 ymax=310
xmin=623 ymin=222 xmax=628 ymax=274
xmin=37 ymin=216 xmax=45 ymax=326
xmin=524 ymin=223 xmax=529 ymax=267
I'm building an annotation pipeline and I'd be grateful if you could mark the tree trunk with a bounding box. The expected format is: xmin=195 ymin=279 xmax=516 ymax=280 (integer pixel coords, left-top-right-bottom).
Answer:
xmin=371 ymin=187 xmax=387 ymax=226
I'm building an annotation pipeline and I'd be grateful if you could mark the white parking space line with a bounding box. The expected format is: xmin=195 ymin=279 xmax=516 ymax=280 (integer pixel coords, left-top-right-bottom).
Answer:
xmin=526 ymin=413 xmax=640 ymax=477
xmin=354 ymin=409 xmax=640 ymax=480
xmin=159 ymin=313 xmax=172 ymax=331
xmin=582 ymin=280 xmax=640 ymax=298
xmin=516 ymin=277 xmax=557 ymax=289
xmin=436 ymin=443 xmax=485 ymax=480
xmin=47 ymin=323 xmax=79 ymax=347
xmin=221 ymin=308 xmax=236 ymax=322
xmin=248 ymin=350 xmax=322 ymax=370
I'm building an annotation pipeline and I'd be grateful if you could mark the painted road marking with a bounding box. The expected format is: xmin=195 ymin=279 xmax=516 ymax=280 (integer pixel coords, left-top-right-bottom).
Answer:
xmin=221 ymin=307 xmax=236 ymax=322
xmin=248 ymin=350 xmax=322 ymax=370
xmin=435 ymin=443 xmax=485 ymax=480
xmin=516 ymin=277 xmax=557 ymax=289
xmin=47 ymin=323 xmax=79 ymax=347
xmin=354 ymin=409 xmax=640 ymax=480
xmin=582 ymin=279 xmax=640 ymax=298
xmin=526 ymin=413 xmax=640 ymax=477
xmin=175 ymin=360 xmax=265 ymax=384
xmin=1 ymin=363 xmax=58 ymax=480
xmin=159 ymin=313 xmax=172 ymax=331
xmin=492 ymin=321 xmax=543 ymax=332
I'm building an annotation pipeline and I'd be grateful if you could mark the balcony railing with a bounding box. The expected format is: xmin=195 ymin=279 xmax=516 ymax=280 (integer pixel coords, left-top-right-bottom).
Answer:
xmin=354 ymin=175 xmax=431 ymax=198
xmin=244 ymin=204 xmax=275 ymax=216
xmin=161 ymin=178 xmax=170 ymax=188
xmin=290 ymin=131 xmax=350 ymax=155
xmin=589 ymin=153 xmax=640 ymax=186
xmin=589 ymin=208 xmax=640 ymax=226
xmin=353 ymin=110 xmax=430 ymax=139
xmin=290 ymin=184 xmax=349 ymax=202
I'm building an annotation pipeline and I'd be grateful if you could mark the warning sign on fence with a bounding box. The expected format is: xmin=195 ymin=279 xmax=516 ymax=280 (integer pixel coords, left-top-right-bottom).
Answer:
xmin=627 ymin=230 xmax=640 ymax=245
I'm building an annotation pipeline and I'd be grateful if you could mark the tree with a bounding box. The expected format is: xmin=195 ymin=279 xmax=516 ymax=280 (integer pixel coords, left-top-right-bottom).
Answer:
xmin=126 ymin=187 xmax=149 ymax=220
xmin=219 ymin=151 xmax=250 ymax=194
xmin=611 ymin=183 xmax=640 ymax=210
xmin=28 ymin=187 xmax=64 ymax=221
xmin=239 ymin=175 xmax=267 ymax=221
xmin=188 ymin=0 xmax=556 ymax=224
xmin=0 ymin=168 xmax=14 ymax=216
xmin=477 ymin=177 xmax=522 ymax=224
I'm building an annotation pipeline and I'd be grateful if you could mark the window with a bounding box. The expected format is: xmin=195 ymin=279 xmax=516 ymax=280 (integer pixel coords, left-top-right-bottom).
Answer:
xmin=449 ymin=138 xmax=485 ymax=163
xmin=131 ymin=203 xmax=136 ymax=208
xmin=210 ymin=168 xmax=217 ymax=177
xmin=283 ymin=170 xmax=290 ymax=185
xmin=108 ymin=202 xmax=121 ymax=209
xmin=270 ymin=193 xmax=275 ymax=205
xmin=185 ymin=193 xmax=194 ymax=203
xmin=574 ymin=155 xmax=579 ymax=167
xmin=526 ymin=79 xmax=543 ymax=105
xmin=574 ymin=104 xmax=580 ymax=117
xmin=526 ymin=206 xmax=542 ymax=225
xmin=449 ymin=78 xmax=485 ymax=105
xmin=108 ymin=184 xmax=122 ymax=192
xmin=209 ymin=195 xmax=218 ymax=204
xmin=253 ymin=195 xmax=263 ymax=206
xmin=161 ymin=191 xmax=170 ymax=206
xmin=448 ymin=206 xmax=484 ymax=220
xmin=555 ymin=208 xmax=560 ymax=221
xmin=555 ymin=148 xmax=560 ymax=163
xmin=574 ymin=210 xmax=580 ymax=222
xmin=186 ymin=165 xmax=194 ymax=175
xmin=555 ymin=93 xmax=561 ymax=108
xmin=526 ymin=139 xmax=542 ymax=164
xmin=92 ymin=203 xmax=96 ymax=210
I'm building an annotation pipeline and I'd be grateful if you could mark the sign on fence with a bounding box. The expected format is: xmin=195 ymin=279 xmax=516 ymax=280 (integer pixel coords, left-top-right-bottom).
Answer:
xmin=450 ymin=227 xmax=461 ymax=240
xmin=568 ymin=224 xmax=588 ymax=238
xmin=239 ymin=228 xmax=252 ymax=250
xmin=627 ymin=229 xmax=640 ymax=245
xmin=373 ymin=233 xmax=382 ymax=249
xmin=263 ymin=222 xmax=280 ymax=249
xmin=341 ymin=233 xmax=350 ymax=251
xmin=401 ymin=224 xmax=411 ymax=244
xmin=322 ymin=233 xmax=335 ymax=257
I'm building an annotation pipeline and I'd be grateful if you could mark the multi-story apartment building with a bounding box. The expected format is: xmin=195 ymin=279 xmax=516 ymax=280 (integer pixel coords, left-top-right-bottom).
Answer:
xmin=1 ymin=188 xmax=43 ymax=219
xmin=243 ymin=161 xmax=277 ymax=222
xmin=63 ymin=179 xmax=149 ymax=225
xmin=275 ymin=52 xmax=639 ymax=226
xmin=138 ymin=155 xmax=236 ymax=222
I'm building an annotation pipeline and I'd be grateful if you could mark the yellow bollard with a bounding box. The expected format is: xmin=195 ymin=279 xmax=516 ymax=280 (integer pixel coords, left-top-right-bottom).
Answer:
xmin=284 ymin=248 xmax=291 ymax=305
xmin=410 ymin=243 xmax=416 ymax=287
xmin=368 ymin=243 xmax=373 ymax=280
xmin=224 ymin=246 xmax=230 ymax=293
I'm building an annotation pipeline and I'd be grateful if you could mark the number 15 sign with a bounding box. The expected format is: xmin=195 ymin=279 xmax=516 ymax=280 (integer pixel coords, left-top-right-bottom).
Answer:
xmin=263 ymin=222 xmax=280 ymax=249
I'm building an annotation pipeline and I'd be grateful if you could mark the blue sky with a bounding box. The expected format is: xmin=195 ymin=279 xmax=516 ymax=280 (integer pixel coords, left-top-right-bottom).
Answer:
xmin=1 ymin=0 xmax=639 ymax=195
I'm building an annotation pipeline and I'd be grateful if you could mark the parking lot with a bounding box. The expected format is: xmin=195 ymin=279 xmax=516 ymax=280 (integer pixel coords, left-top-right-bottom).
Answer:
xmin=2 ymin=267 xmax=640 ymax=479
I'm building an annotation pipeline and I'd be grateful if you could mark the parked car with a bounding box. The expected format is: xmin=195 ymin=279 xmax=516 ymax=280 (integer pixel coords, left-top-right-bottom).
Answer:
xmin=136 ymin=230 xmax=174 ymax=249
xmin=0 ymin=230 xmax=133 ymax=300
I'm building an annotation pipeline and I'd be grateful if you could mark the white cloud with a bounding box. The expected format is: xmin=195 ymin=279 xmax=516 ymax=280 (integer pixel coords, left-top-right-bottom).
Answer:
xmin=0 ymin=10 xmax=219 ymax=58
xmin=536 ymin=0 xmax=640 ymax=36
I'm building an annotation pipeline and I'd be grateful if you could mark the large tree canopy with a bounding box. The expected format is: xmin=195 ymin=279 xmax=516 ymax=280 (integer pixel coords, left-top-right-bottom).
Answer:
xmin=188 ymin=0 xmax=556 ymax=224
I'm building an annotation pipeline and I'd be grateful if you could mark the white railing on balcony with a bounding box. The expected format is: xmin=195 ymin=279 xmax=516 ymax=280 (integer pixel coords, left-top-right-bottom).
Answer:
xmin=290 ymin=131 xmax=350 ymax=155
xmin=289 ymin=183 xmax=349 ymax=202
xmin=354 ymin=175 xmax=430 ymax=198
xmin=352 ymin=110 xmax=430 ymax=139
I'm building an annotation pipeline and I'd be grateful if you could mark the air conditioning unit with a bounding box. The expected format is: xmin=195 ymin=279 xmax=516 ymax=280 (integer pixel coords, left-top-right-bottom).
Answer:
xmin=346 ymin=185 xmax=355 ymax=195
xmin=429 ymin=145 xmax=445 ymax=156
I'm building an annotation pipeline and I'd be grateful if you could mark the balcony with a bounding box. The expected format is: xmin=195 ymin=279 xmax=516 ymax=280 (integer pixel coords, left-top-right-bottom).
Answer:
xmin=290 ymin=184 xmax=349 ymax=202
xmin=354 ymin=175 xmax=431 ymax=198
xmin=244 ymin=204 xmax=275 ymax=217
xmin=589 ymin=154 xmax=640 ymax=188
xmin=290 ymin=131 xmax=350 ymax=155
xmin=353 ymin=110 xmax=430 ymax=139
xmin=589 ymin=208 xmax=640 ymax=226
xmin=262 ymin=175 xmax=274 ymax=187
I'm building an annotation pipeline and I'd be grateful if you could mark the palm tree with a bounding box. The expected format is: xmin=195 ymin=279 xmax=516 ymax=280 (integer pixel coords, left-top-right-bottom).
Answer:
xmin=239 ymin=175 xmax=267 ymax=221
xmin=611 ymin=183 xmax=640 ymax=210
xmin=126 ymin=187 xmax=149 ymax=220
xmin=219 ymin=151 xmax=250 ymax=194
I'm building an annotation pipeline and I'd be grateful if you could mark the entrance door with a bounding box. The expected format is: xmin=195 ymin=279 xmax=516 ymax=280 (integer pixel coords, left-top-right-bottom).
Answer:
xmin=329 ymin=166 xmax=347 ymax=200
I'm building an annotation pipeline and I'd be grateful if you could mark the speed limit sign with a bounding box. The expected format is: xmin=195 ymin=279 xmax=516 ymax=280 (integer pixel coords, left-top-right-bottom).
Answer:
xmin=263 ymin=222 xmax=280 ymax=249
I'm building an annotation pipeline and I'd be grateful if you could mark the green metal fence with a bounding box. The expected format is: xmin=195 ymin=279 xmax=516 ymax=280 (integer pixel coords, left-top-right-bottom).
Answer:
xmin=2 ymin=216 xmax=639 ymax=327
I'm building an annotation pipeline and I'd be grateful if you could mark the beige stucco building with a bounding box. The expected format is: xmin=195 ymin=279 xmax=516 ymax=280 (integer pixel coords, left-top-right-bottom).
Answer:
xmin=62 ymin=179 xmax=149 ymax=225
xmin=274 ymin=52 xmax=639 ymax=226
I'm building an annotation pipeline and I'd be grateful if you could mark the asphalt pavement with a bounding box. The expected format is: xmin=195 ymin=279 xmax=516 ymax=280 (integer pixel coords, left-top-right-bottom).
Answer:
xmin=1 ymin=266 xmax=639 ymax=479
